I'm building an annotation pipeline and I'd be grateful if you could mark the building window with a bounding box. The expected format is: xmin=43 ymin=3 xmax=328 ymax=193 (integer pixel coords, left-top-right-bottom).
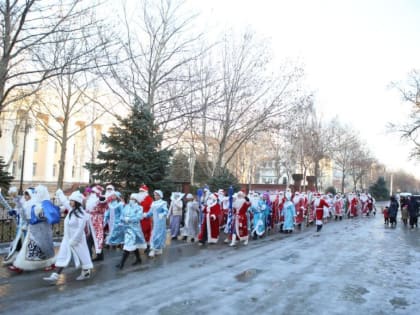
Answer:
xmin=54 ymin=142 xmax=58 ymax=154
xmin=53 ymin=164 xmax=57 ymax=177
xmin=72 ymin=165 xmax=75 ymax=178
xmin=34 ymin=139 xmax=38 ymax=152
xmin=32 ymin=163 xmax=37 ymax=176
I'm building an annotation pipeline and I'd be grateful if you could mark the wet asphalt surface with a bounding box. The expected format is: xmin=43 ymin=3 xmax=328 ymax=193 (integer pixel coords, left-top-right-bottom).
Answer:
xmin=1 ymin=201 xmax=420 ymax=315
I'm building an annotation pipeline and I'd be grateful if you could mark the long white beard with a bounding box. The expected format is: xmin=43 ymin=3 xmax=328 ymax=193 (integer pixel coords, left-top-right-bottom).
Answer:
xmin=233 ymin=198 xmax=245 ymax=209
xmin=86 ymin=194 xmax=99 ymax=211
xmin=137 ymin=192 xmax=147 ymax=203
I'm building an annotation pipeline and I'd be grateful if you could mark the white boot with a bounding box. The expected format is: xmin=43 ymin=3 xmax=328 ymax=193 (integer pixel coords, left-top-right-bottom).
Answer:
xmin=229 ymin=235 xmax=237 ymax=247
xmin=155 ymin=249 xmax=163 ymax=255
xmin=76 ymin=269 xmax=91 ymax=281
xmin=148 ymin=249 xmax=155 ymax=257
xmin=243 ymin=236 xmax=249 ymax=245
xmin=43 ymin=272 xmax=59 ymax=282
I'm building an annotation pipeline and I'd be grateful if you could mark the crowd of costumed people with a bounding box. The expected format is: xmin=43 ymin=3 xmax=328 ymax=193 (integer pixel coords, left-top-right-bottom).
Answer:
xmin=0 ymin=184 xmax=388 ymax=284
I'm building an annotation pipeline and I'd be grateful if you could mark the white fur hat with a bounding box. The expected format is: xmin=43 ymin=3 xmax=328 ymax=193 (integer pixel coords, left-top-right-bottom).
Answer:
xmin=186 ymin=193 xmax=194 ymax=199
xmin=69 ymin=191 xmax=84 ymax=204
xmin=154 ymin=190 xmax=163 ymax=198
xmin=8 ymin=186 xmax=18 ymax=195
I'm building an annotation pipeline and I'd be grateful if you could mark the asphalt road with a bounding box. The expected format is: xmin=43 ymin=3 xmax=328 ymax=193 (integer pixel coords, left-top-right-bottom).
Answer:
xmin=1 ymin=203 xmax=419 ymax=315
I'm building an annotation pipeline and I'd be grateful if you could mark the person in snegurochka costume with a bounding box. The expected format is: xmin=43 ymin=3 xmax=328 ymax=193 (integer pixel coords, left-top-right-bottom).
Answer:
xmin=168 ymin=192 xmax=184 ymax=240
xmin=10 ymin=185 xmax=56 ymax=273
xmin=229 ymin=191 xmax=251 ymax=246
xmin=105 ymin=191 xmax=125 ymax=248
xmin=282 ymin=191 xmax=296 ymax=233
xmin=314 ymin=192 xmax=329 ymax=233
xmin=115 ymin=193 xmax=146 ymax=269
xmin=181 ymin=193 xmax=200 ymax=242
xmin=249 ymin=192 xmax=266 ymax=239
xmin=85 ymin=185 xmax=107 ymax=261
xmin=198 ymin=193 xmax=222 ymax=245
xmin=333 ymin=193 xmax=344 ymax=220
xmin=144 ymin=190 xmax=168 ymax=257
xmin=2 ymin=186 xmax=27 ymax=266
xmin=262 ymin=192 xmax=272 ymax=233
xmin=44 ymin=190 xmax=93 ymax=282
xmin=138 ymin=185 xmax=153 ymax=254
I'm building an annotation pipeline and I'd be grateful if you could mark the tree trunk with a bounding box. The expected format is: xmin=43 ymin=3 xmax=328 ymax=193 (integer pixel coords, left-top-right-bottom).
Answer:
xmin=57 ymin=117 xmax=69 ymax=190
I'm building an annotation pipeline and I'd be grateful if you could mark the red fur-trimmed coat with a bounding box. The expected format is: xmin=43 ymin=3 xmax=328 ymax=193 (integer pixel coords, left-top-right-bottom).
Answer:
xmin=198 ymin=203 xmax=222 ymax=244
xmin=232 ymin=198 xmax=251 ymax=240
xmin=140 ymin=195 xmax=153 ymax=243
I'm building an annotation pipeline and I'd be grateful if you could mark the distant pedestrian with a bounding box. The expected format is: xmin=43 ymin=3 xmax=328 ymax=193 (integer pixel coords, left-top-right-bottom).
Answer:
xmin=382 ymin=206 xmax=389 ymax=225
xmin=388 ymin=196 xmax=399 ymax=227
xmin=408 ymin=196 xmax=419 ymax=229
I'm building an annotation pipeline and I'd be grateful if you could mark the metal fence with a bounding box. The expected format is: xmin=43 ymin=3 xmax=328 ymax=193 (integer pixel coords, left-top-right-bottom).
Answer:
xmin=0 ymin=206 xmax=64 ymax=243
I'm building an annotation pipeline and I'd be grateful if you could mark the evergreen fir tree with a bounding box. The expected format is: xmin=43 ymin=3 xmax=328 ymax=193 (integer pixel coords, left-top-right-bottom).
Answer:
xmin=207 ymin=168 xmax=241 ymax=193
xmin=0 ymin=156 xmax=14 ymax=193
xmin=369 ymin=176 xmax=389 ymax=201
xmin=85 ymin=101 xmax=173 ymax=197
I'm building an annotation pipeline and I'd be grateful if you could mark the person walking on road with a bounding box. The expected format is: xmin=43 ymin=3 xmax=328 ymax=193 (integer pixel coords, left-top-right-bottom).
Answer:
xmin=388 ymin=195 xmax=399 ymax=228
xmin=408 ymin=196 xmax=418 ymax=229
xmin=44 ymin=190 xmax=93 ymax=282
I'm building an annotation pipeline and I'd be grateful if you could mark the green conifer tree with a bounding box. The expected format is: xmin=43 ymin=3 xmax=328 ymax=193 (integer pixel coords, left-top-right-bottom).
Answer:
xmin=85 ymin=101 xmax=173 ymax=197
xmin=369 ymin=176 xmax=389 ymax=201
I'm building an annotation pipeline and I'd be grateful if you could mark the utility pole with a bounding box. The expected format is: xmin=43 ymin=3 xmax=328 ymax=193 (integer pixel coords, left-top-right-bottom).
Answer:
xmin=18 ymin=118 xmax=30 ymax=195
xmin=390 ymin=173 xmax=393 ymax=196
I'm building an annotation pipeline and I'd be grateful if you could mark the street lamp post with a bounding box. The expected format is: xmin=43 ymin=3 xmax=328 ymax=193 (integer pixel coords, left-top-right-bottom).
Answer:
xmin=18 ymin=118 xmax=30 ymax=196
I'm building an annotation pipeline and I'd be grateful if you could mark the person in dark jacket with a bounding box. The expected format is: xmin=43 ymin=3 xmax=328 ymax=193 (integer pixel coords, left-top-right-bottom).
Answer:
xmin=407 ymin=196 xmax=418 ymax=229
xmin=388 ymin=196 xmax=399 ymax=227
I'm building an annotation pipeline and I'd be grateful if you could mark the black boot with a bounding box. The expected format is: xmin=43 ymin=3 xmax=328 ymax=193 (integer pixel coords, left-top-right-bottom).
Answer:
xmin=116 ymin=250 xmax=129 ymax=269
xmin=144 ymin=244 xmax=150 ymax=255
xmin=132 ymin=250 xmax=142 ymax=266
xmin=92 ymin=252 xmax=104 ymax=262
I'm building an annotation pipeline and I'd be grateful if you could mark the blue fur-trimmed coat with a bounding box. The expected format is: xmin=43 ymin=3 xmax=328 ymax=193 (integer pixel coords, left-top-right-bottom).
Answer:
xmin=120 ymin=202 xmax=147 ymax=251
xmin=144 ymin=199 xmax=168 ymax=250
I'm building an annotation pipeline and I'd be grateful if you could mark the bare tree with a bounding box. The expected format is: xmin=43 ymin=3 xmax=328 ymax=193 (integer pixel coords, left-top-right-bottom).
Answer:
xmin=389 ymin=69 xmax=420 ymax=160
xmin=330 ymin=123 xmax=359 ymax=193
xmin=101 ymin=0 xmax=204 ymax=134
xmin=29 ymin=4 xmax=114 ymax=189
xmin=348 ymin=145 xmax=374 ymax=191
xmin=191 ymin=31 xmax=306 ymax=177
xmin=0 ymin=0 xmax=105 ymax=137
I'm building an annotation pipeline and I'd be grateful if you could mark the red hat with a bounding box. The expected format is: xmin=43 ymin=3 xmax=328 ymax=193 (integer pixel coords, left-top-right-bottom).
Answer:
xmin=92 ymin=185 xmax=104 ymax=195
xmin=139 ymin=184 xmax=149 ymax=192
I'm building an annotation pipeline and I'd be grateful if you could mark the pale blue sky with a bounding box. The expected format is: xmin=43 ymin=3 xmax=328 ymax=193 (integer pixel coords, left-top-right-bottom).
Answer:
xmin=192 ymin=0 xmax=420 ymax=176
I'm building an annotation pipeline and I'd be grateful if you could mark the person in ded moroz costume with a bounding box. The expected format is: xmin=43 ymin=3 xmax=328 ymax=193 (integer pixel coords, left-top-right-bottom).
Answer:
xmin=198 ymin=193 xmax=222 ymax=245
xmin=138 ymin=185 xmax=153 ymax=254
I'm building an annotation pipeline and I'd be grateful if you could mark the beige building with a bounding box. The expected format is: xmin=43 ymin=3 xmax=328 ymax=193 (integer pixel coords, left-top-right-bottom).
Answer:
xmin=0 ymin=98 xmax=117 ymax=190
